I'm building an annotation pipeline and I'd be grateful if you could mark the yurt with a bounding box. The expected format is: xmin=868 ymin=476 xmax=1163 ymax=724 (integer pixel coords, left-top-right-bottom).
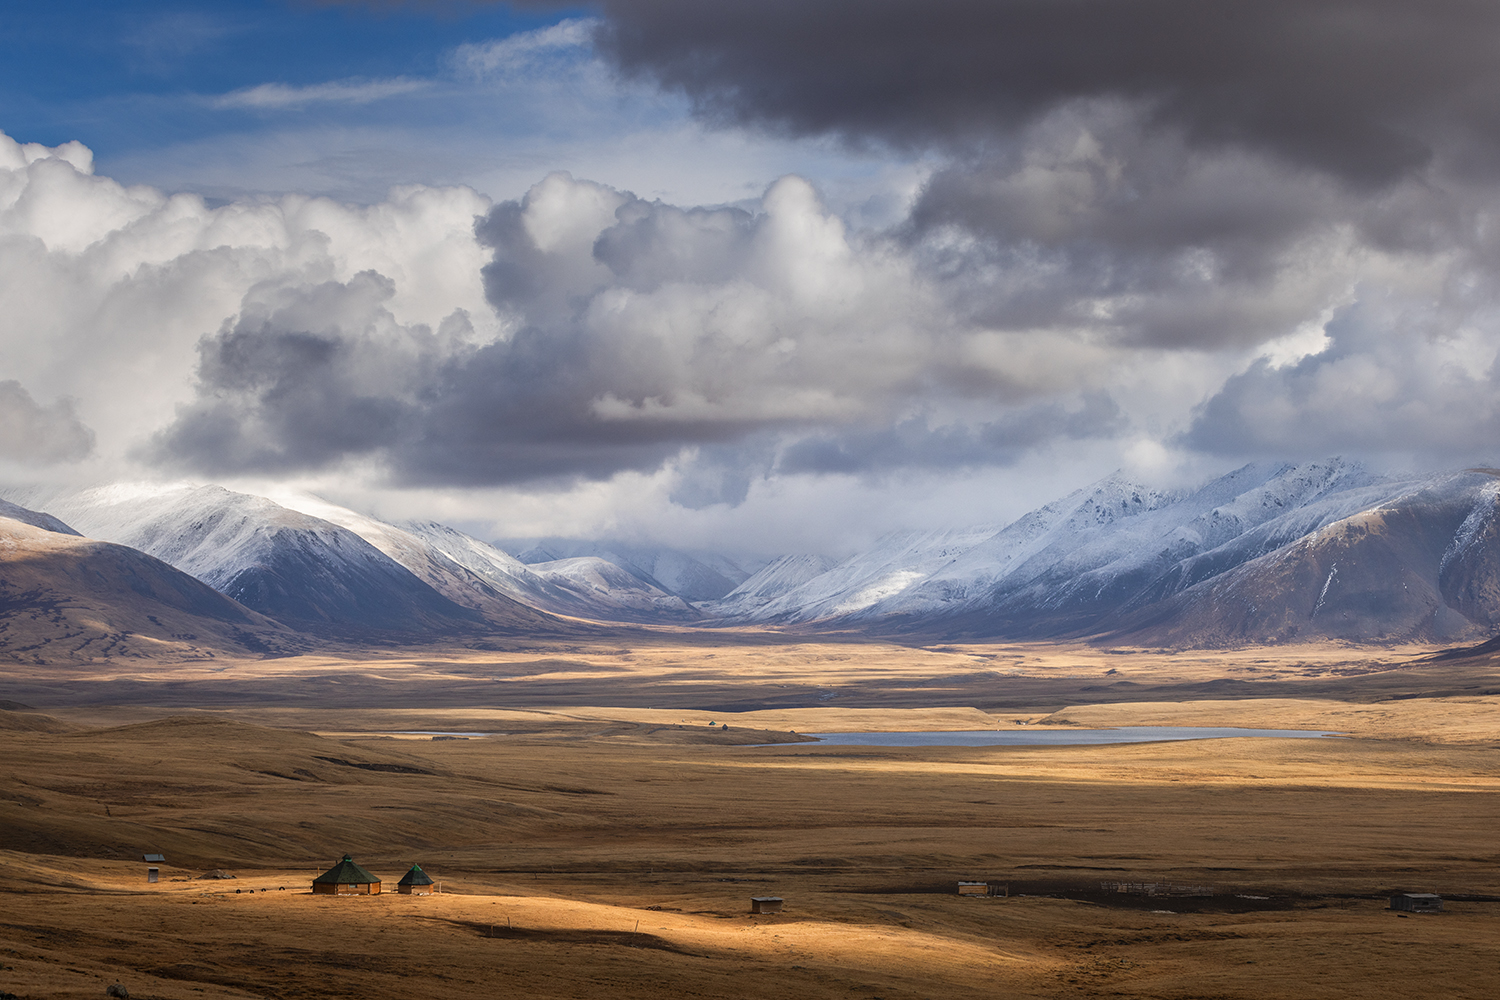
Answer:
xmin=396 ymin=864 xmax=435 ymax=895
xmin=311 ymin=855 xmax=381 ymax=895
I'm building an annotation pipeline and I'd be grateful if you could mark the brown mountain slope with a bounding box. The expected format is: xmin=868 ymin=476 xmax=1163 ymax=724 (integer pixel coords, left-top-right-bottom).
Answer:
xmin=1107 ymin=481 xmax=1500 ymax=646
xmin=0 ymin=516 xmax=303 ymax=662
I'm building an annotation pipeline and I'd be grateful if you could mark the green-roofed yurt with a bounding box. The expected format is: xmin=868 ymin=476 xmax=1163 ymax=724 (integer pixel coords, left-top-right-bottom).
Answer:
xmin=312 ymin=855 xmax=381 ymax=895
xmin=396 ymin=864 xmax=435 ymax=895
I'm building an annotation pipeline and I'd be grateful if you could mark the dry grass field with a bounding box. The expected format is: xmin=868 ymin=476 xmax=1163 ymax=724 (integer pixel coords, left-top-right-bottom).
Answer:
xmin=3 ymin=633 xmax=1499 ymax=998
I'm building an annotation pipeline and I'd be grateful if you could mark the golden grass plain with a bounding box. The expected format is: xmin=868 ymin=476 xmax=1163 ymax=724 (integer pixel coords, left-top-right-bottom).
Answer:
xmin=3 ymin=633 xmax=1499 ymax=998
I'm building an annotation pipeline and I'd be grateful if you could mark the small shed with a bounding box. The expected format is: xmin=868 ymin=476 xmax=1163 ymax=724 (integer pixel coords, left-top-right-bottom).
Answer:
xmin=312 ymin=855 xmax=381 ymax=895
xmin=750 ymin=896 xmax=784 ymax=914
xmin=396 ymin=864 xmax=435 ymax=895
xmin=957 ymin=881 xmax=988 ymax=895
xmin=1390 ymin=892 xmax=1444 ymax=913
xmin=147 ymin=867 xmax=159 ymax=883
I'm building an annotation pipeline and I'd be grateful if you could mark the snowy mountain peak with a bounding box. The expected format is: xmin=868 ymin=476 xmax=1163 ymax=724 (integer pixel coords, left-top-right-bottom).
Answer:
xmin=0 ymin=482 xmax=492 ymax=634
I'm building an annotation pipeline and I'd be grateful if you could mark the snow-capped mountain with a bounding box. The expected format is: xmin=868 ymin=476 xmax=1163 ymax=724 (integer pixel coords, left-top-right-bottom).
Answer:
xmin=714 ymin=460 xmax=1500 ymax=645
xmin=1 ymin=483 xmax=510 ymax=636
xmin=869 ymin=459 xmax=1409 ymax=633
xmin=260 ymin=493 xmax=569 ymax=626
xmin=709 ymin=525 xmax=1004 ymax=624
xmin=1100 ymin=470 xmax=1500 ymax=645
xmin=499 ymin=537 xmax=753 ymax=603
xmin=702 ymin=554 xmax=840 ymax=618
xmin=519 ymin=555 xmax=702 ymax=621
xmin=402 ymin=521 xmax=701 ymax=622
xmin=10 ymin=459 xmax=1500 ymax=648
xmin=271 ymin=501 xmax=701 ymax=624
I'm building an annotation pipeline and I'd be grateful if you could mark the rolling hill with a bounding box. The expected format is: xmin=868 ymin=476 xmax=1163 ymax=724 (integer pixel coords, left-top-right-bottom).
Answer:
xmin=0 ymin=511 xmax=299 ymax=662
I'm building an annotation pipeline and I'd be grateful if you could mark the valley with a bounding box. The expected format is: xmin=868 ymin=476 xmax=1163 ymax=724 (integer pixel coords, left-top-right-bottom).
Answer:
xmin=3 ymin=636 xmax=1500 ymax=998
xmin=5 ymin=463 xmax=1500 ymax=997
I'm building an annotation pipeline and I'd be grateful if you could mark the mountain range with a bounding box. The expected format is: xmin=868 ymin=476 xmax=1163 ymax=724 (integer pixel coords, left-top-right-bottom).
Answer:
xmin=714 ymin=460 xmax=1500 ymax=645
xmin=4 ymin=458 xmax=1500 ymax=658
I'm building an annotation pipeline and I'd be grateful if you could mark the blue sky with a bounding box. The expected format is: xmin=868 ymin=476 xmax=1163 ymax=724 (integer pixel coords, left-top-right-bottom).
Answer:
xmin=0 ymin=0 xmax=902 ymax=211
xmin=2 ymin=1 xmax=561 ymax=146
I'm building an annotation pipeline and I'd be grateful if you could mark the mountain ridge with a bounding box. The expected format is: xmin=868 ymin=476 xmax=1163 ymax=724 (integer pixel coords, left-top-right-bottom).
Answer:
xmin=0 ymin=514 xmax=300 ymax=662
xmin=9 ymin=460 xmax=1500 ymax=649
xmin=2 ymin=484 xmax=509 ymax=638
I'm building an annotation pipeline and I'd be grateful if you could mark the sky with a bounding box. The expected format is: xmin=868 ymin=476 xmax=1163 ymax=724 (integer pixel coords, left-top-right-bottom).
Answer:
xmin=4 ymin=0 xmax=1500 ymax=558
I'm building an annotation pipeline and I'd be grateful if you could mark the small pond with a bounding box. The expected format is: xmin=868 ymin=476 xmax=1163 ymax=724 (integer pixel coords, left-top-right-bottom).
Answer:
xmin=800 ymin=726 xmax=1344 ymax=747
xmin=391 ymin=731 xmax=489 ymax=737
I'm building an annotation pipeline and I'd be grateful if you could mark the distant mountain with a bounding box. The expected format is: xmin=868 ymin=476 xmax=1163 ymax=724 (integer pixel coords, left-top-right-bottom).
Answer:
xmin=499 ymin=537 xmax=753 ymax=602
xmin=880 ymin=459 xmax=1402 ymax=637
xmin=2 ymin=484 xmax=506 ymax=637
xmin=701 ymin=553 xmax=846 ymax=618
xmin=260 ymin=494 xmax=564 ymax=629
xmin=716 ymin=460 xmax=1500 ymax=646
xmin=706 ymin=523 xmax=1006 ymax=625
xmin=523 ymin=555 xmax=703 ymax=622
xmin=270 ymin=497 xmax=697 ymax=624
xmin=1101 ymin=472 xmax=1500 ymax=646
xmin=0 ymin=514 xmax=298 ymax=662
xmin=0 ymin=497 xmax=79 ymax=536
xmin=12 ymin=460 xmax=1500 ymax=649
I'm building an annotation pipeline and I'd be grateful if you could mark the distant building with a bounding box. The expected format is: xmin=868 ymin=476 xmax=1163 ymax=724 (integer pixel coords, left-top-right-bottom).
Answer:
xmin=957 ymin=882 xmax=988 ymax=895
xmin=143 ymin=853 xmax=165 ymax=863
xmin=1390 ymin=892 xmax=1444 ymax=913
xmin=311 ymin=855 xmax=382 ymax=895
xmin=750 ymin=896 xmax=784 ymax=914
xmin=396 ymin=864 xmax=435 ymax=895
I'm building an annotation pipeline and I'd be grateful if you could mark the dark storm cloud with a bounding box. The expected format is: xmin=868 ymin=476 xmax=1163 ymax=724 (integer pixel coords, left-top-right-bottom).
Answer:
xmin=147 ymin=265 xmax=715 ymax=484
xmin=584 ymin=0 xmax=1500 ymax=187
xmin=0 ymin=380 xmax=94 ymax=465
xmin=149 ymin=272 xmax=416 ymax=476
xmin=903 ymin=108 xmax=1361 ymax=349
xmin=778 ymin=394 xmax=1122 ymax=476
xmin=567 ymin=1 xmax=1500 ymax=357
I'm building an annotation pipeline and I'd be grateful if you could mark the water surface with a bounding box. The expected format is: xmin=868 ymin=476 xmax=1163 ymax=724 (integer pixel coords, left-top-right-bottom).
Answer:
xmin=802 ymin=726 xmax=1343 ymax=747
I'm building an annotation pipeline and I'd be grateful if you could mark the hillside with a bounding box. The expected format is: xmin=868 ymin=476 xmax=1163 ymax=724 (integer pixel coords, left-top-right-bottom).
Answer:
xmin=3 ymin=484 xmax=531 ymax=638
xmin=0 ymin=515 xmax=299 ymax=662
xmin=716 ymin=461 xmax=1500 ymax=647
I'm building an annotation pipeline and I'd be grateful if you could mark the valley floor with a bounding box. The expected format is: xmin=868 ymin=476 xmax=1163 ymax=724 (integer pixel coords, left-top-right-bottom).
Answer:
xmin=2 ymin=636 xmax=1499 ymax=998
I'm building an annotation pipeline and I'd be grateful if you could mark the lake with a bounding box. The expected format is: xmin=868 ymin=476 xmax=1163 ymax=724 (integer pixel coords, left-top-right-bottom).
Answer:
xmin=799 ymin=726 xmax=1344 ymax=747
